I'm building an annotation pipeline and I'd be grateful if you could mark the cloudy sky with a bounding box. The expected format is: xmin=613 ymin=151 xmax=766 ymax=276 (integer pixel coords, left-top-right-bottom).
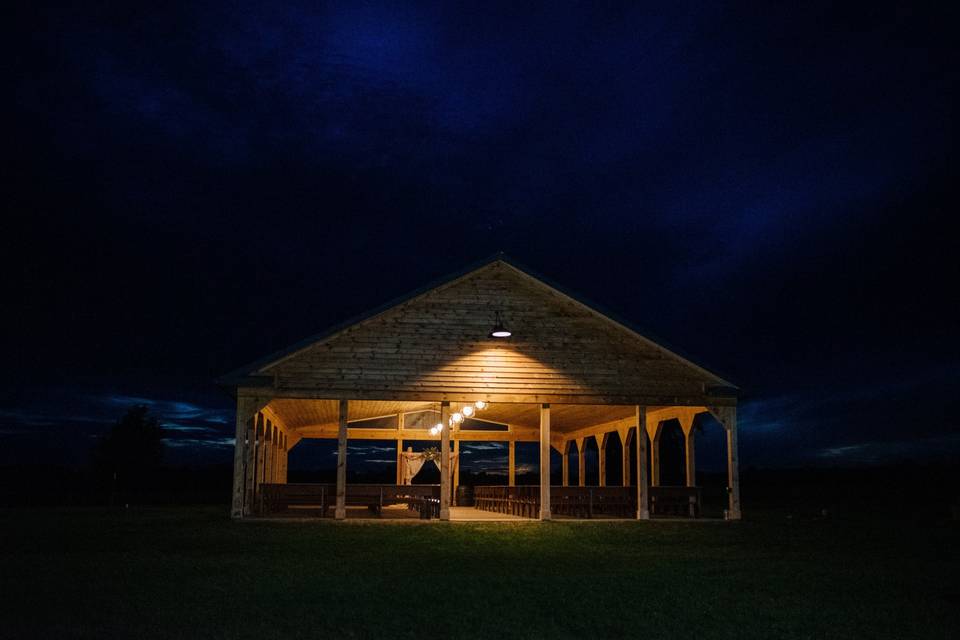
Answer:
xmin=4 ymin=1 xmax=957 ymax=474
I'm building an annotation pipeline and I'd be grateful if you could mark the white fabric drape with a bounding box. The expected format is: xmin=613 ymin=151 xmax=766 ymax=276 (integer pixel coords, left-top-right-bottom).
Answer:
xmin=400 ymin=451 xmax=459 ymax=485
xmin=401 ymin=452 xmax=426 ymax=485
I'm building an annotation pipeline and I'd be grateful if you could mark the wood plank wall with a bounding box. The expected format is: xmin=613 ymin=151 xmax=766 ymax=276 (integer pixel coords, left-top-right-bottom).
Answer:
xmin=260 ymin=262 xmax=722 ymax=405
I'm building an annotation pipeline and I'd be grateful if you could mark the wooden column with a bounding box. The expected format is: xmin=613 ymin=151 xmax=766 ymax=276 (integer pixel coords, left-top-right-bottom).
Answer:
xmin=231 ymin=396 xmax=265 ymax=519
xmin=636 ymin=406 xmax=650 ymax=519
xmin=335 ymin=399 xmax=348 ymax=520
xmin=440 ymin=402 xmax=451 ymax=520
xmin=243 ymin=417 xmax=258 ymax=515
xmin=576 ymin=437 xmax=586 ymax=487
xmin=649 ymin=422 xmax=662 ymax=487
xmin=620 ymin=428 xmax=632 ymax=487
xmin=561 ymin=441 xmax=570 ymax=486
xmin=395 ymin=439 xmax=403 ymax=485
xmin=396 ymin=412 xmax=404 ymax=485
xmin=256 ymin=416 xmax=268 ymax=491
xmin=275 ymin=434 xmax=282 ymax=483
xmin=508 ymin=440 xmax=516 ymax=487
xmin=267 ymin=422 xmax=280 ymax=484
xmin=250 ymin=413 xmax=266 ymax=512
xmin=453 ymin=439 xmax=460 ymax=505
xmin=263 ymin=422 xmax=274 ymax=487
xmin=597 ymin=434 xmax=607 ymax=487
xmin=680 ymin=416 xmax=696 ymax=487
xmin=711 ymin=406 xmax=742 ymax=520
xmin=539 ymin=404 xmax=551 ymax=520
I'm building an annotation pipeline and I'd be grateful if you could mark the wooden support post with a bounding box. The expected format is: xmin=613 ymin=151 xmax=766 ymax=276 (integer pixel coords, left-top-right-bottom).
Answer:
xmin=508 ymin=440 xmax=516 ymax=487
xmin=440 ymin=402 xmax=451 ymax=520
xmin=231 ymin=396 xmax=265 ymax=519
xmin=264 ymin=422 xmax=274 ymax=488
xmin=252 ymin=416 xmax=264 ymax=510
xmin=256 ymin=415 xmax=267 ymax=492
xmin=274 ymin=433 xmax=281 ymax=483
xmin=453 ymin=439 xmax=460 ymax=505
xmin=650 ymin=422 xmax=662 ymax=487
xmin=636 ymin=406 xmax=650 ymax=519
xmin=273 ymin=428 xmax=283 ymax=484
xmin=243 ymin=417 xmax=258 ymax=515
xmin=273 ymin=432 xmax=280 ymax=485
xmin=710 ymin=406 xmax=742 ymax=520
xmin=396 ymin=439 xmax=403 ymax=485
xmin=561 ymin=441 xmax=570 ymax=486
xmin=540 ymin=404 xmax=551 ymax=520
xmin=620 ymin=428 xmax=632 ymax=487
xmin=396 ymin=412 xmax=404 ymax=485
xmin=335 ymin=399 xmax=348 ymax=520
xmin=680 ymin=416 xmax=696 ymax=488
xmin=597 ymin=434 xmax=607 ymax=487
xmin=576 ymin=437 xmax=586 ymax=487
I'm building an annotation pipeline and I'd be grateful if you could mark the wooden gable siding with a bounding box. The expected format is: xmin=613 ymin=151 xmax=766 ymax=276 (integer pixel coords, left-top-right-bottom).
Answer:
xmin=259 ymin=262 xmax=725 ymax=404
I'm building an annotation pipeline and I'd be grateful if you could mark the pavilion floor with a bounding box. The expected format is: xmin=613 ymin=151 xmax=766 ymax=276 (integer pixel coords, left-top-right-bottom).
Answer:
xmin=258 ymin=505 xmax=532 ymax=521
xmin=449 ymin=506 xmax=529 ymax=521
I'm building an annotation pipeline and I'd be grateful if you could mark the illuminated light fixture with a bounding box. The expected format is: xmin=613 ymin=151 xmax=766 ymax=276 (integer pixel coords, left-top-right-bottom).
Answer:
xmin=489 ymin=310 xmax=511 ymax=338
xmin=450 ymin=412 xmax=464 ymax=424
xmin=474 ymin=400 xmax=487 ymax=410
xmin=462 ymin=405 xmax=475 ymax=418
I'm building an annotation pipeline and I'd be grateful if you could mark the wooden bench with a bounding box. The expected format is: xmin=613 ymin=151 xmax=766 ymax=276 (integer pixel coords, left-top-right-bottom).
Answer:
xmin=258 ymin=484 xmax=441 ymax=518
xmin=473 ymin=485 xmax=539 ymax=517
xmin=649 ymin=486 xmax=701 ymax=517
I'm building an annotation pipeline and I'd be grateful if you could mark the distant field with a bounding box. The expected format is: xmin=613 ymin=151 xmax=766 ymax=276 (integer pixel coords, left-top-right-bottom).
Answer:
xmin=0 ymin=507 xmax=956 ymax=639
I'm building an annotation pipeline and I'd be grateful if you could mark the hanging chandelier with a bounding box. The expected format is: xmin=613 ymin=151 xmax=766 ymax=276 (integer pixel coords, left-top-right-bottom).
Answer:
xmin=429 ymin=400 xmax=489 ymax=435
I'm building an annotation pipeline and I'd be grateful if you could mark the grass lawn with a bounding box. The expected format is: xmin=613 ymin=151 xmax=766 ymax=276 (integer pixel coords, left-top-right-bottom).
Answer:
xmin=1 ymin=507 xmax=957 ymax=639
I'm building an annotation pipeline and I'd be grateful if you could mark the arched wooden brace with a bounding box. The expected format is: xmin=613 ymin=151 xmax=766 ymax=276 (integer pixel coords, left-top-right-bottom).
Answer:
xmin=678 ymin=414 xmax=696 ymax=487
xmin=647 ymin=420 xmax=664 ymax=487
xmin=596 ymin=432 xmax=609 ymax=487
xmin=576 ymin=437 xmax=586 ymax=487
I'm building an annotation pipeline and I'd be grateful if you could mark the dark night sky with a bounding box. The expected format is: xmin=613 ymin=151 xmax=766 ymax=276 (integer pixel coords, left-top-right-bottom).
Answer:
xmin=4 ymin=2 xmax=958 ymax=475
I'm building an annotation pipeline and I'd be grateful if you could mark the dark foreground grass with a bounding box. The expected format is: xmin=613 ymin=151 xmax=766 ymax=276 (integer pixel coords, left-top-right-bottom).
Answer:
xmin=0 ymin=507 xmax=957 ymax=639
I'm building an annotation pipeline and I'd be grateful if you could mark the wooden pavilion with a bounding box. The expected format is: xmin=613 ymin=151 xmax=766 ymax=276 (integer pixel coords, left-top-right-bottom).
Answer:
xmin=220 ymin=256 xmax=741 ymax=521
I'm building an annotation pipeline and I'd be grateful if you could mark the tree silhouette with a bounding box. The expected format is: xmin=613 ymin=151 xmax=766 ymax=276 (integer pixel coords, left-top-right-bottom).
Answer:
xmin=94 ymin=405 xmax=164 ymax=502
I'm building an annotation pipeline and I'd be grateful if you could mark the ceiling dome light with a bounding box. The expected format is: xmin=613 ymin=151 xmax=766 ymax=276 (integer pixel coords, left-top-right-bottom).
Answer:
xmin=462 ymin=405 xmax=475 ymax=418
xmin=489 ymin=310 xmax=511 ymax=338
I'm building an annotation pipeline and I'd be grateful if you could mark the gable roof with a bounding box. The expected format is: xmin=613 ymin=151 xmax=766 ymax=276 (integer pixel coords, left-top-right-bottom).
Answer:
xmin=219 ymin=254 xmax=737 ymax=400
